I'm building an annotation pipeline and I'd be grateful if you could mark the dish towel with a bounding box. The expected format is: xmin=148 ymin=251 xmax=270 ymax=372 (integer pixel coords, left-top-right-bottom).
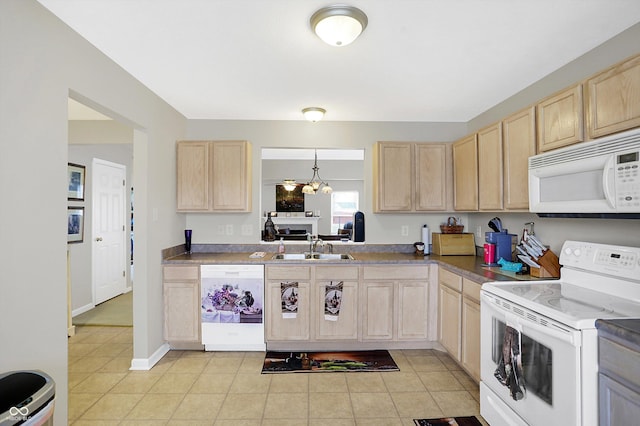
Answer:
xmin=494 ymin=325 xmax=526 ymax=400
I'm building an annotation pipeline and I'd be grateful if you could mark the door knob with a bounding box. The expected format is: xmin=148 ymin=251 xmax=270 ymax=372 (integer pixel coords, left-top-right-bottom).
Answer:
xmin=95 ymin=237 xmax=103 ymax=242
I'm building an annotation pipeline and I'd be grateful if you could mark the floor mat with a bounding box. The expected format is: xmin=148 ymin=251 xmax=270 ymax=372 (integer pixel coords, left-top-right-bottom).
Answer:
xmin=414 ymin=416 xmax=483 ymax=426
xmin=262 ymin=350 xmax=399 ymax=373
xmin=73 ymin=291 xmax=133 ymax=326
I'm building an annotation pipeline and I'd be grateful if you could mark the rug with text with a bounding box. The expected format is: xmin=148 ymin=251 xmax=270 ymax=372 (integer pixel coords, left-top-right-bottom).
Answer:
xmin=414 ymin=416 xmax=482 ymax=426
xmin=261 ymin=350 xmax=399 ymax=373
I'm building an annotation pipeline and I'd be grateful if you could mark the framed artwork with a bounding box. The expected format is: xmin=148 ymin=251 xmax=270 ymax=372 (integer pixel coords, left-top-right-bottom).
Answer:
xmin=68 ymin=163 xmax=85 ymax=201
xmin=68 ymin=206 xmax=84 ymax=243
xmin=276 ymin=184 xmax=304 ymax=212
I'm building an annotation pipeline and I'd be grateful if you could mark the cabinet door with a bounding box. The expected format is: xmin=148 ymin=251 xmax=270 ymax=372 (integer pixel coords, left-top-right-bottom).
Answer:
xmin=210 ymin=141 xmax=251 ymax=211
xmin=599 ymin=373 xmax=640 ymax=426
xmin=315 ymin=280 xmax=359 ymax=340
xmin=361 ymin=282 xmax=394 ymax=340
xmin=439 ymin=284 xmax=462 ymax=361
xmin=453 ymin=134 xmax=478 ymax=211
xmin=164 ymin=281 xmax=201 ymax=343
xmin=266 ymin=280 xmax=310 ymax=341
xmin=415 ymin=143 xmax=449 ymax=211
xmin=478 ymin=123 xmax=503 ymax=210
xmin=176 ymin=141 xmax=210 ymax=211
xmin=397 ymin=281 xmax=428 ymax=340
xmin=374 ymin=142 xmax=413 ymax=212
xmin=587 ymin=54 xmax=640 ymax=139
xmin=461 ymin=296 xmax=481 ymax=381
xmin=537 ymin=84 xmax=584 ymax=152
xmin=503 ymin=107 xmax=536 ymax=210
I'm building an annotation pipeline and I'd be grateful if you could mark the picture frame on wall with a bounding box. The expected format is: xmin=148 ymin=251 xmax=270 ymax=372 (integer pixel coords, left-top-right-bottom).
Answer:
xmin=67 ymin=162 xmax=85 ymax=201
xmin=68 ymin=206 xmax=84 ymax=243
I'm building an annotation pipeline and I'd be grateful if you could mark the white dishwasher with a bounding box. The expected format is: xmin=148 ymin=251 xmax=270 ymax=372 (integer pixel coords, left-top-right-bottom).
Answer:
xmin=200 ymin=264 xmax=265 ymax=351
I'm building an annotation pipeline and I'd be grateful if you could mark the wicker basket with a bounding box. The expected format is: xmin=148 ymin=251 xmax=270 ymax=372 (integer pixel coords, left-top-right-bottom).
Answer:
xmin=440 ymin=217 xmax=464 ymax=234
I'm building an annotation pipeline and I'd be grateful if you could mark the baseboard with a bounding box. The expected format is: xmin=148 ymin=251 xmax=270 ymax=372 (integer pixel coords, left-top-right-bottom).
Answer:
xmin=129 ymin=343 xmax=170 ymax=371
xmin=72 ymin=303 xmax=95 ymax=317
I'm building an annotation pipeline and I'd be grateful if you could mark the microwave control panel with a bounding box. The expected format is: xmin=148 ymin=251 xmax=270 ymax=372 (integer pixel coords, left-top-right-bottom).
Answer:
xmin=615 ymin=150 xmax=639 ymax=209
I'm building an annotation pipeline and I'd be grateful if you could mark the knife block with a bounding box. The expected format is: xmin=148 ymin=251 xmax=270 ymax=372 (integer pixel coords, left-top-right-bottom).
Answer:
xmin=532 ymin=250 xmax=561 ymax=278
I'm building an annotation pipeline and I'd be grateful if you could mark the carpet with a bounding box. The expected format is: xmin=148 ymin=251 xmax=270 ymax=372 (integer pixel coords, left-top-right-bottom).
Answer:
xmin=413 ymin=416 xmax=482 ymax=426
xmin=73 ymin=291 xmax=133 ymax=326
xmin=262 ymin=350 xmax=399 ymax=373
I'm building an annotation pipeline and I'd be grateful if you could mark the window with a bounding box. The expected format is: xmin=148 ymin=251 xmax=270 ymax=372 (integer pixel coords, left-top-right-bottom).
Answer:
xmin=331 ymin=191 xmax=359 ymax=234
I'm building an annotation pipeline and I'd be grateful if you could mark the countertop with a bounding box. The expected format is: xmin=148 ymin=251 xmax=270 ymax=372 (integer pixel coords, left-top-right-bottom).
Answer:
xmin=164 ymin=250 xmax=543 ymax=283
xmin=596 ymin=318 xmax=640 ymax=348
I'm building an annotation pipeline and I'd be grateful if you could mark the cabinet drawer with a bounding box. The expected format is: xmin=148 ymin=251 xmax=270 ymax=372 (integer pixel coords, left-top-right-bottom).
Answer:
xmin=164 ymin=266 xmax=199 ymax=281
xmin=599 ymin=337 xmax=640 ymax=390
xmin=315 ymin=266 xmax=359 ymax=280
xmin=363 ymin=265 xmax=429 ymax=280
xmin=439 ymin=268 xmax=462 ymax=292
xmin=462 ymin=278 xmax=482 ymax=303
xmin=266 ymin=266 xmax=311 ymax=280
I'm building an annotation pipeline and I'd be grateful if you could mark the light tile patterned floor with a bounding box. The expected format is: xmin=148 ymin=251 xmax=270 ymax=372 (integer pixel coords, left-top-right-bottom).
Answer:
xmin=68 ymin=326 xmax=488 ymax=425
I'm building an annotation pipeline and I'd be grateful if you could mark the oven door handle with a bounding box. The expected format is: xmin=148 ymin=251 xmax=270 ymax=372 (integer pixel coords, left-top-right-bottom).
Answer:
xmin=484 ymin=294 xmax=581 ymax=346
xmin=506 ymin=312 xmax=580 ymax=346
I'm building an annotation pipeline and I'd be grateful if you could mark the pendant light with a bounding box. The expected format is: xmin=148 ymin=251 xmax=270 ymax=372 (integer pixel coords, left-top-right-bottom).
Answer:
xmin=310 ymin=5 xmax=368 ymax=47
xmin=302 ymin=150 xmax=332 ymax=194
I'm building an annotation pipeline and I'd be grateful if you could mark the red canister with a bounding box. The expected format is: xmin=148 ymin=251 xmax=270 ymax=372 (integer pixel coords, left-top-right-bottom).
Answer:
xmin=484 ymin=243 xmax=496 ymax=264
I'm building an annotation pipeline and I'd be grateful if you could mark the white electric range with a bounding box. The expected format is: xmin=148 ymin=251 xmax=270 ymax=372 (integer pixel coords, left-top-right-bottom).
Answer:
xmin=480 ymin=240 xmax=640 ymax=426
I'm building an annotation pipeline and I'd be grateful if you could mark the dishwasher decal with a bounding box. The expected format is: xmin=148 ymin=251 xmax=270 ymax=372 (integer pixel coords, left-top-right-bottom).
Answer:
xmin=201 ymin=279 xmax=263 ymax=324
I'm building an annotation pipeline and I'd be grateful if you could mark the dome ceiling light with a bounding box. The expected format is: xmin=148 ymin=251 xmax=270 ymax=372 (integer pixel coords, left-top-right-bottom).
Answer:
xmin=310 ymin=5 xmax=368 ymax=47
xmin=302 ymin=107 xmax=326 ymax=122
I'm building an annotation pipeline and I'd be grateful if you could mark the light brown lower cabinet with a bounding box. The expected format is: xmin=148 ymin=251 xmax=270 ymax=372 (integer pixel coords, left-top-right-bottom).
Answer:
xmin=438 ymin=267 xmax=482 ymax=381
xmin=265 ymin=264 xmax=434 ymax=348
xmin=163 ymin=266 xmax=202 ymax=348
xmin=265 ymin=266 xmax=311 ymax=341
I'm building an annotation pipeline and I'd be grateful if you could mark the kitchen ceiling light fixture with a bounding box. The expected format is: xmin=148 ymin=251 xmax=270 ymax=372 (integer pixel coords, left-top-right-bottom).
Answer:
xmin=302 ymin=150 xmax=332 ymax=195
xmin=310 ymin=5 xmax=368 ymax=47
xmin=302 ymin=107 xmax=326 ymax=122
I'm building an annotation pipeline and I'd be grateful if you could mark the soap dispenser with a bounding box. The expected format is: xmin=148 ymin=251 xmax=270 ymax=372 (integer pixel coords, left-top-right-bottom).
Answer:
xmin=278 ymin=237 xmax=286 ymax=254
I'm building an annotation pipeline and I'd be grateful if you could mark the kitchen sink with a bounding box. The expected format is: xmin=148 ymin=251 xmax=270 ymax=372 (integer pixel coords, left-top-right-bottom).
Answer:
xmin=271 ymin=253 xmax=353 ymax=260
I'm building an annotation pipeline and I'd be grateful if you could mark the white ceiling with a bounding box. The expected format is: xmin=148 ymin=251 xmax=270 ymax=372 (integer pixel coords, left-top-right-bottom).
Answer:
xmin=41 ymin=0 xmax=640 ymax=122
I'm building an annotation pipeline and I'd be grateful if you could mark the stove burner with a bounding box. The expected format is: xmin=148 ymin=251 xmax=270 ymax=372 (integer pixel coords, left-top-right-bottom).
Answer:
xmin=547 ymin=297 xmax=611 ymax=314
xmin=508 ymin=285 xmax=557 ymax=297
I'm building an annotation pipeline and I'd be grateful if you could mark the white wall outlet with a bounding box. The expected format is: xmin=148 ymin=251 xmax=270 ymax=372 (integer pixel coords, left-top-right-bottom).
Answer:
xmin=476 ymin=225 xmax=483 ymax=240
xmin=401 ymin=225 xmax=409 ymax=236
xmin=241 ymin=224 xmax=252 ymax=236
xmin=225 ymin=224 xmax=234 ymax=235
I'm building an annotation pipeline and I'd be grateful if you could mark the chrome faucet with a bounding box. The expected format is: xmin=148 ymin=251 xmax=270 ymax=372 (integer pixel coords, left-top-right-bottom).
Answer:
xmin=307 ymin=233 xmax=314 ymax=256
xmin=326 ymin=242 xmax=333 ymax=254
xmin=313 ymin=238 xmax=324 ymax=254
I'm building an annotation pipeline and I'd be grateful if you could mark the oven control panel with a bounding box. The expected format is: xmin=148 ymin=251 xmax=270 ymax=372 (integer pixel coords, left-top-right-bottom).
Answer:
xmin=561 ymin=240 xmax=640 ymax=281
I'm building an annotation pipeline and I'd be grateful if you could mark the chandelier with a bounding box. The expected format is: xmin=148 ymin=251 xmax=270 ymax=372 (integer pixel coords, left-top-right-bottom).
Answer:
xmin=303 ymin=150 xmax=332 ymax=194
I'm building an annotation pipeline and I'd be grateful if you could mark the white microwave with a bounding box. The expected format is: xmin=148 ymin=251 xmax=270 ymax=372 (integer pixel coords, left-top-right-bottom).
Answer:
xmin=529 ymin=128 xmax=640 ymax=214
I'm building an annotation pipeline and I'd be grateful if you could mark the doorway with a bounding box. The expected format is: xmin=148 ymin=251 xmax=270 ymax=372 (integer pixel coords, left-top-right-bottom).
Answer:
xmin=67 ymin=97 xmax=134 ymax=327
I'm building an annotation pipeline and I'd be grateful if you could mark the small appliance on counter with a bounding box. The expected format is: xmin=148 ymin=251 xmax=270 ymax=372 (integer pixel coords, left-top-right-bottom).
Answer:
xmin=352 ymin=211 xmax=365 ymax=242
xmin=483 ymin=217 xmax=517 ymax=265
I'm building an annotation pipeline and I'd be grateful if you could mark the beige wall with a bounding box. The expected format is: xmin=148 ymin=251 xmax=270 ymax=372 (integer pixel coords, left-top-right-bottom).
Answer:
xmin=0 ymin=2 xmax=187 ymax=424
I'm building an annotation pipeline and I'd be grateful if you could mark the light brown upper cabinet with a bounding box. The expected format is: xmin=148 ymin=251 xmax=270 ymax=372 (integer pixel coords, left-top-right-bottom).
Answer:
xmin=477 ymin=122 xmax=503 ymax=211
xmin=503 ymin=107 xmax=536 ymax=210
xmin=176 ymin=140 xmax=252 ymax=212
xmin=373 ymin=142 xmax=450 ymax=212
xmin=536 ymin=84 xmax=584 ymax=152
xmin=453 ymin=134 xmax=478 ymax=211
xmin=586 ymin=54 xmax=640 ymax=139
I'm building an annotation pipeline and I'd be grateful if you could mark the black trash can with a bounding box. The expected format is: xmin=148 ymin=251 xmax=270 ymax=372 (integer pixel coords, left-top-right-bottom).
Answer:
xmin=0 ymin=370 xmax=55 ymax=425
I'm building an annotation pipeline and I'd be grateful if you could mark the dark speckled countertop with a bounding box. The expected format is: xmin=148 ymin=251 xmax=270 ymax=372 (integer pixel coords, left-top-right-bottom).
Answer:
xmin=163 ymin=245 xmax=547 ymax=283
xmin=596 ymin=318 xmax=640 ymax=348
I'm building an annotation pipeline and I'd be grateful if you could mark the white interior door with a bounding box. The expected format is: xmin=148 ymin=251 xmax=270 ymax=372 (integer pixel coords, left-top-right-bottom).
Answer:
xmin=92 ymin=158 xmax=127 ymax=304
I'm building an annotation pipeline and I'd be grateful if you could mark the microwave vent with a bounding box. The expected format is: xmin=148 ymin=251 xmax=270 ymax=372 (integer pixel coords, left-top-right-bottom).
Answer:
xmin=529 ymin=128 xmax=640 ymax=169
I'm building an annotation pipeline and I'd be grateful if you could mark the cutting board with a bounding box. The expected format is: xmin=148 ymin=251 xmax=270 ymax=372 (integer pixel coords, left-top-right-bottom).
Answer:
xmin=432 ymin=233 xmax=476 ymax=256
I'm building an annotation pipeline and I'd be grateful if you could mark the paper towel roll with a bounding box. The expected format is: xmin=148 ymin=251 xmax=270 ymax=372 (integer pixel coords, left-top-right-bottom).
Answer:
xmin=422 ymin=225 xmax=430 ymax=255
